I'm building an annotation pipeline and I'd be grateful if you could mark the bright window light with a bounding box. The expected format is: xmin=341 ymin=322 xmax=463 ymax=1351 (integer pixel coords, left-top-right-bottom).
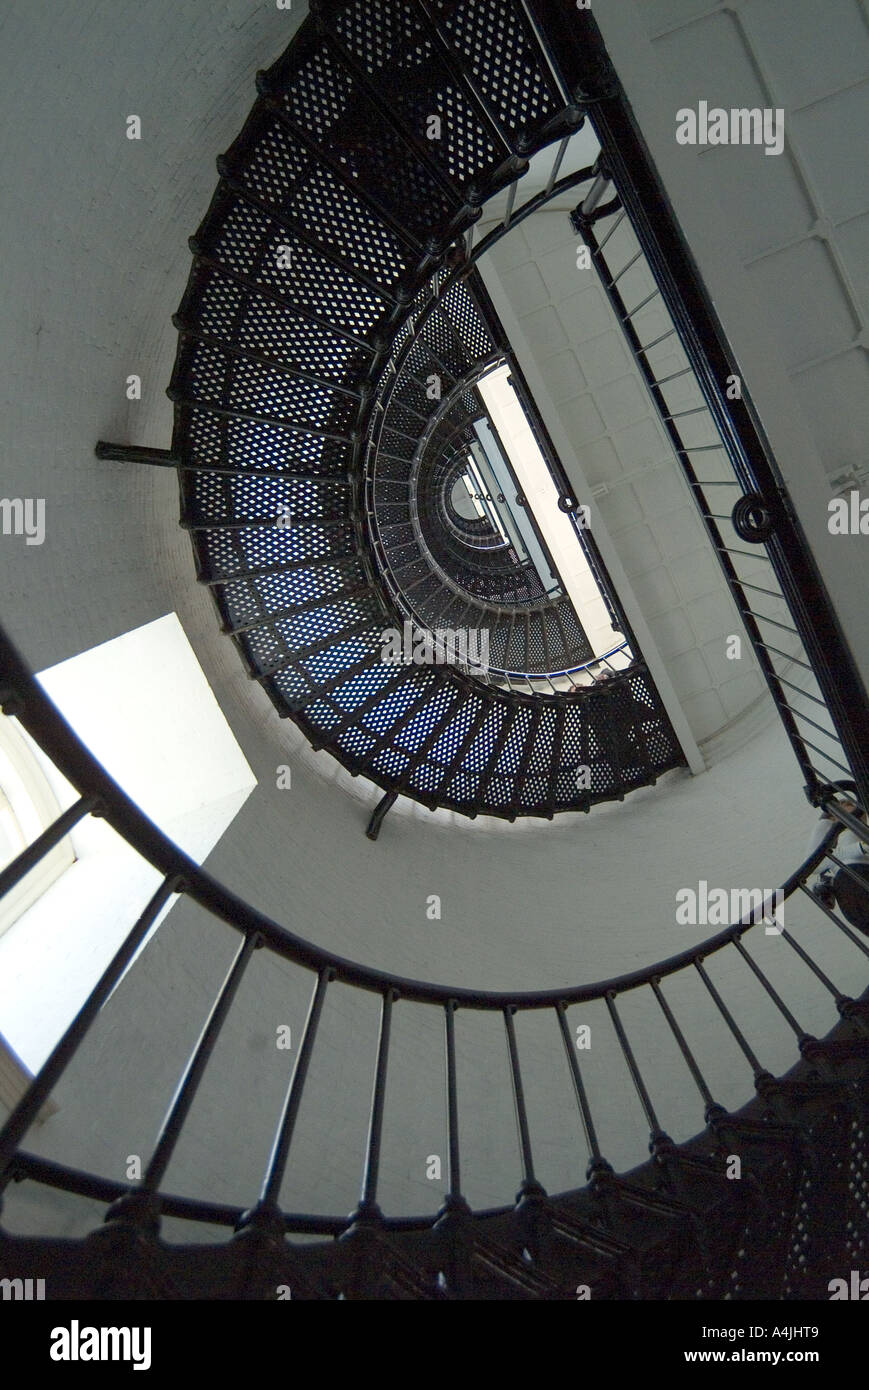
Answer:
xmin=0 ymin=614 xmax=257 ymax=1072
xmin=476 ymin=363 xmax=625 ymax=659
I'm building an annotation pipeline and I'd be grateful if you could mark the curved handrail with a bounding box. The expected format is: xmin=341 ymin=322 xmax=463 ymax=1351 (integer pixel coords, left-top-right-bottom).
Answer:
xmin=0 ymin=623 xmax=852 ymax=1011
xmin=3 ymin=603 xmax=868 ymax=1253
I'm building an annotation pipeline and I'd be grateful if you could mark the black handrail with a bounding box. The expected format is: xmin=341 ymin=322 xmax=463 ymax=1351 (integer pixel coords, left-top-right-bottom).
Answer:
xmin=0 ymin=624 xmax=847 ymax=1016
xmin=2 ymin=614 xmax=866 ymax=1239
xmin=546 ymin=0 xmax=869 ymax=814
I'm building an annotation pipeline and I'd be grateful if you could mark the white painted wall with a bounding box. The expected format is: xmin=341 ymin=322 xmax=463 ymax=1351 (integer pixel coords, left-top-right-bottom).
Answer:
xmin=0 ymin=1 xmax=866 ymax=1238
xmin=592 ymin=0 xmax=869 ymax=694
xmin=0 ymin=615 xmax=256 ymax=1072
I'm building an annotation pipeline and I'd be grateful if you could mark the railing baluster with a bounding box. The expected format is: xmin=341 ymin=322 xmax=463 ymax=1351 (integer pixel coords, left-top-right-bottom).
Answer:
xmin=503 ymin=1006 xmax=539 ymax=1193
xmin=776 ymin=929 xmax=845 ymax=1003
xmin=621 ymin=288 xmax=660 ymax=319
xmin=693 ymin=956 xmax=765 ymax=1079
xmin=260 ymin=967 xmax=333 ymax=1208
xmin=594 ymin=206 xmax=625 ymax=253
xmin=649 ymin=366 xmax=692 ymax=388
xmin=0 ymin=876 xmax=181 ymax=1178
xmin=650 ymin=978 xmax=719 ymax=1116
xmin=546 ymin=136 xmax=569 ymax=196
xmin=730 ymin=938 xmax=807 ymax=1041
xmin=604 ymin=991 xmax=665 ymax=1143
xmin=357 ymin=989 xmax=396 ymax=1217
xmin=797 ymin=883 xmax=869 ymax=958
xmin=723 ymin=577 xmax=785 ymax=599
xmin=752 ymin=639 xmax=813 ymax=669
xmin=141 ymin=930 xmax=261 ymax=1195
xmin=793 ymin=739 xmax=853 ymax=778
xmin=662 ymin=405 xmax=709 ymax=423
xmin=749 ymin=612 xmax=809 ymax=639
xmin=443 ymin=1001 xmax=462 ymax=1202
xmin=775 ymin=674 xmax=828 ymax=708
xmin=0 ymin=796 xmax=98 ymax=902
xmin=608 ymin=248 xmax=642 ymax=286
xmin=555 ymin=1003 xmax=607 ymax=1176
xmin=502 ymin=179 xmax=518 ymax=230
xmin=785 ymin=706 xmax=845 ymax=747
xmin=581 ymin=169 xmax=612 ymax=219
xmin=637 ymin=327 xmax=677 ymax=352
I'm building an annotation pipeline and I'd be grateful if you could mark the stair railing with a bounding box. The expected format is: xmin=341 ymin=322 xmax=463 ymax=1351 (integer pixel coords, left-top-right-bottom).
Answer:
xmin=1 ymin=620 xmax=866 ymax=1250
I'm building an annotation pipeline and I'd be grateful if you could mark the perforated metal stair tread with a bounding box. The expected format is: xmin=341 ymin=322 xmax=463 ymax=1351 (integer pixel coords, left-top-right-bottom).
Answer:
xmin=167 ymin=0 xmax=686 ymax=820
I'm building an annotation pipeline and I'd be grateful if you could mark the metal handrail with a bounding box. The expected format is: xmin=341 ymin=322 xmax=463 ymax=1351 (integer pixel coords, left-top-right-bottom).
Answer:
xmin=548 ymin=16 xmax=869 ymax=813
xmin=2 ymin=612 xmax=866 ymax=1240
xmin=0 ymin=623 xmax=857 ymax=1014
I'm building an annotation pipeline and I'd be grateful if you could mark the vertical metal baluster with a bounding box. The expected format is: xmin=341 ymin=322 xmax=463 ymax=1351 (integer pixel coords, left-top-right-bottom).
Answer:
xmin=443 ymin=1000 xmax=463 ymax=1203
xmin=825 ymin=847 xmax=869 ymax=900
xmin=503 ymin=1006 xmax=541 ymax=1195
xmin=649 ymin=978 xmax=721 ymax=1119
xmin=604 ymin=991 xmax=667 ymax=1145
xmin=731 ymin=938 xmax=808 ymax=1042
xmin=555 ymin=1003 xmax=610 ymax=1178
xmin=797 ymin=882 xmax=869 ymax=958
xmin=546 ymin=136 xmax=570 ymax=196
xmin=503 ymin=179 xmax=518 ymax=230
xmin=141 ymin=931 xmax=261 ymax=1196
xmin=356 ymin=989 xmax=396 ymax=1219
xmin=776 ymin=929 xmax=847 ymax=1005
xmin=0 ymin=876 xmax=181 ymax=1177
xmin=693 ymin=956 xmax=766 ymax=1080
xmin=0 ymin=796 xmax=98 ymax=901
xmin=581 ymin=169 xmax=613 ymax=220
xmin=259 ymin=967 xmax=333 ymax=1209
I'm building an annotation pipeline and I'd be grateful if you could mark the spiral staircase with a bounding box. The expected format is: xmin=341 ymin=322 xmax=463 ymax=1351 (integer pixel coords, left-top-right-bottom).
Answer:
xmin=144 ymin=0 xmax=687 ymax=826
xmin=1 ymin=0 xmax=868 ymax=1300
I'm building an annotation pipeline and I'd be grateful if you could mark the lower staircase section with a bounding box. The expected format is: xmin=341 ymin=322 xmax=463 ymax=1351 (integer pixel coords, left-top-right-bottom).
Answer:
xmin=2 ymin=1000 xmax=866 ymax=1299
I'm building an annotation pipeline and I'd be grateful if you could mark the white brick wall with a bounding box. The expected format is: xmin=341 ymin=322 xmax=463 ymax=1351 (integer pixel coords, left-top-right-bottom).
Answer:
xmin=595 ymin=0 xmax=869 ymax=693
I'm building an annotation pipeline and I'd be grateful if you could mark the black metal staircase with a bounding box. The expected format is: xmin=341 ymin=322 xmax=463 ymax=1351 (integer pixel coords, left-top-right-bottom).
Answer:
xmin=155 ymin=0 xmax=687 ymax=822
xmin=0 ymin=627 xmax=867 ymax=1299
xmin=1 ymin=0 xmax=868 ymax=1302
